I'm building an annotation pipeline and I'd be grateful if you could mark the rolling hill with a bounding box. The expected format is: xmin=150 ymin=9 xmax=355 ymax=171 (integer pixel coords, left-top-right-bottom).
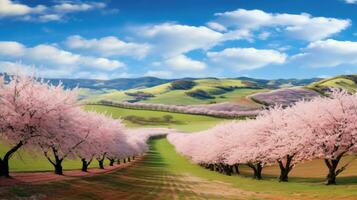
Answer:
xmin=87 ymin=78 xmax=269 ymax=108
xmin=84 ymin=75 xmax=357 ymax=110
xmin=307 ymin=75 xmax=357 ymax=94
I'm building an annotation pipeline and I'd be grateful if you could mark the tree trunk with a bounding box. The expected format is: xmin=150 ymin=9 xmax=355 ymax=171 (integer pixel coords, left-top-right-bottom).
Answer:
xmin=209 ymin=164 xmax=214 ymax=171
xmin=54 ymin=161 xmax=63 ymax=175
xmin=324 ymin=152 xmax=347 ymax=185
xmin=44 ymin=147 xmax=64 ymax=175
xmin=81 ymin=158 xmax=92 ymax=172
xmin=234 ymin=164 xmax=240 ymax=175
xmin=223 ymin=164 xmax=233 ymax=176
xmin=214 ymin=164 xmax=219 ymax=172
xmin=0 ymin=159 xmax=9 ymax=177
xmin=81 ymin=159 xmax=88 ymax=172
xmin=128 ymin=157 xmax=131 ymax=162
xmin=108 ymin=158 xmax=115 ymax=166
xmin=278 ymin=155 xmax=294 ymax=182
xmin=117 ymin=159 xmax=121 ymax=165
xmin=123 ymin=158 xmax=126 ymax=163
xmin=98 ymin=159 xmax=104 ymax=169
xmin=0 ymin=141 xmax=23 ymax=177
xmin=248 ymin=163 xmax=263 ymax=180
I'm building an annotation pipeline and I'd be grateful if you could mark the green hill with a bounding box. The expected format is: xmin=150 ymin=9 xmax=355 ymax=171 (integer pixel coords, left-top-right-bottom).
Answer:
xmin=307 ymin=75 xmax=357 ymax=94
xmin=87 ymin=78 xmax=268 ymax=108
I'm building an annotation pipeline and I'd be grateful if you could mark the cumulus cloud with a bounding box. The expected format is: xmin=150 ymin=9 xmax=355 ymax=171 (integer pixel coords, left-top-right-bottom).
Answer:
xmin=53 ymin=2 xmax=106 ymax=13
xmin=207 ymin=47 xmax=286 ymax=70
xmin=209 ymin=9 xmax=350 ymax=41
xmin=0 ymin=41 xmax=26 ymax=57
xmin=38 ymin=14 xmax=61 ymax=22
xmin=136 ymin=23 xmax=251 ymax=57
xmin=0 ymin=41 xmax=125 ymax=78
xmin=0 ymin=0 xmax=45 ymax=17
xmin=291 ymin=39 xmax=357 ymax=67
xmin=65 ymin=35 xmax=150 ymax=59
xmin=144 ymin=70 xmax=173 ymax=78
xmin=161 ymin=55 xmax=206 ymax=71
xmin=345 ymin=0 xmax=357 ymax=4
xmin=137 ymin=23 xmax=222 ymax=57
xmin=0 ymin=0 xmax=106 ymax=22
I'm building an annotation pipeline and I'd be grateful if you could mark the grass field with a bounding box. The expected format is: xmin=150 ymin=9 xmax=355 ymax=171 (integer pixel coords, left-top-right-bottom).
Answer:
xmin=84 ymin=105 xmax=225 ymax=132
xmin=2 ymin=138 xmax=357 ymax=199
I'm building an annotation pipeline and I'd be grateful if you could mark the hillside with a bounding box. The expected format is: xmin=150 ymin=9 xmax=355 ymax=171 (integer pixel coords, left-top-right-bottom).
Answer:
xmin=85 ymin=75 xmax=357 ymax=111
xmin=87 ymin=78 xmax=269 ymax=108
xmin=307 ymin=75 xmax=357 ymax=94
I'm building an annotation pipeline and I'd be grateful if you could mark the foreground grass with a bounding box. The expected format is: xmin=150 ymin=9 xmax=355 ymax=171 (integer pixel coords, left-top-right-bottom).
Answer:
xmin=161 ymin=139 xmax=357 ymax=199
xmin=2 ymin=139 xmax=357 ymax=199
xmin=84 ymin=105 xmax=225 ymax=132
xmin=0 ymin=142 xmax=111 ymax=172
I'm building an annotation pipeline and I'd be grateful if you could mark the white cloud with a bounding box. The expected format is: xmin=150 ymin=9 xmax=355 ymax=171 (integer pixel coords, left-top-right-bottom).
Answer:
xmin=258 ymin=31 xmax=271 ymax=40
xmin=210 ymin=9 xmax=350 ymax=41
xmin=0 ymin=0 xmax=106 ymax=22
xmin=0 ymin=0 xmax=45 ymax=17
xmin=53 ymin=2 xmax=106 ymax=13
xmin=0 ymin=41 xmax=124 ymax=78
xmin=137 ymin=23 xmax=223 ymax=57
xmin=291 ymin=39 xmax=357 ymax=67
xmin=136 ymin=23 xmax=252 ymax=57
xmin=38 ymin=14 xmax=61 ymax=22
xmin=65 ymin=35 xmax=150 ymax=59
xmin=207 ymin=47 xmax=286 ymax=70
xmin=0 ymin=41 xmax=25 ymax=57
xmin=0 ymin=61 xmax=34 ymax=75
xmin=162 ymin=54 xmax=206 ymax=71
xmin=345 ymin=0 xmax=357 ymax=4
xmin=144 ymin=70 xmax=173 ymax=78
xmin=207 ymin=22 xmax=227 ymax=31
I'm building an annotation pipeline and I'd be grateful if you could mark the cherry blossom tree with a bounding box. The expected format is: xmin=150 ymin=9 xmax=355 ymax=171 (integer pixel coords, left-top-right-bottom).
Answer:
xmin=0 ymin=75 xmax=78 ymax=177
xmin=290 ymin=89 xmax=357 ymax=185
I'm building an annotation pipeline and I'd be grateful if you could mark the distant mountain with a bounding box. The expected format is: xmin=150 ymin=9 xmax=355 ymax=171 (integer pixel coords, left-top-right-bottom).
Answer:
xmin=0 ymin=72 xmax=322 ymax=91
xmin=236 ymin=77 xmax=322 ymax=88
xmin=46 ymin=77 xmax=173 ymax=90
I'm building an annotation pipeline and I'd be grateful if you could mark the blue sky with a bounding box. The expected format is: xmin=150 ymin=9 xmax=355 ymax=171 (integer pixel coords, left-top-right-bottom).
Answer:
xmin=1 ymin=0 xmax=357 ymax=79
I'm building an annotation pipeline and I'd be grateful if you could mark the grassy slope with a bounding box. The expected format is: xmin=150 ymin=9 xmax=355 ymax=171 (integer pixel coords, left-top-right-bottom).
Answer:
xmin=2 ymin=138 xmax=357 ymax=199
xmin=83 ymin=105 xmax=225 ymax=132
xmin=88 ymin=79 xmax=266 ymax=107
xmin=307 ymin=77 xmax=357 ymax=93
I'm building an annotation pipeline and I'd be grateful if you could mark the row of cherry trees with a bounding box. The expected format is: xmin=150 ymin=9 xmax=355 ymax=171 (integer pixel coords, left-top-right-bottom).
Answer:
xmin=96 ymin=100 xmax=259 ymax=118
xmin=0 ymin=75 xmax=166 ymax=177
xmin=168 ymin=89 xmax=357 ymax=185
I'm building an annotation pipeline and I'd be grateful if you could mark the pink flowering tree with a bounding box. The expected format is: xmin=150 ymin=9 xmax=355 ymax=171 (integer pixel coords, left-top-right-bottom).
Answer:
xmin=290 ymin=89 xmax=357 ymax=185
xmin=0 ymin=75 xmax=78 ymax=177
xmin=74 ymin=111 xmax=106 ymax=172
xmin=37 ymin=105 xmax=90 ymax=175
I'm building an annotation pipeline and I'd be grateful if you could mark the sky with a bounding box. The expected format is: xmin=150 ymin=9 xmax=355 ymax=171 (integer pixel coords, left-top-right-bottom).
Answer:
xmin=1 ymin=0 xmax=357 ymax=80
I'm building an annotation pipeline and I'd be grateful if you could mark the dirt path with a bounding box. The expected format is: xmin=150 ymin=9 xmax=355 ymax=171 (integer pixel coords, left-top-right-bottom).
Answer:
xmin=0 ymin=157 xmax=143 ymax=186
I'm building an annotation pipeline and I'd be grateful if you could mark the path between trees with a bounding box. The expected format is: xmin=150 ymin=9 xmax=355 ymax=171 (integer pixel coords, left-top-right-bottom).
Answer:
xmin=0 ymin=139 xmax=334 ymax=200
